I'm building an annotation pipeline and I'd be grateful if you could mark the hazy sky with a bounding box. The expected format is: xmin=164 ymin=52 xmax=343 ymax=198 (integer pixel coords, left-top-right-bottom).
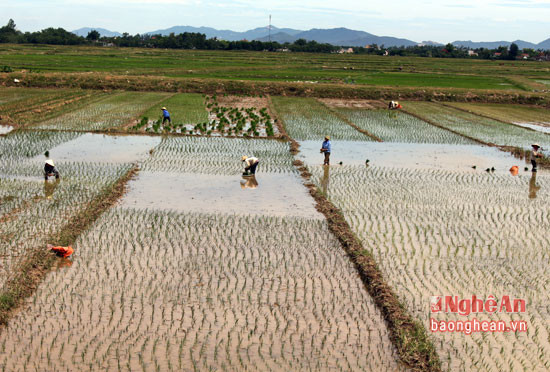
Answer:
xmin=1 ymin=0 xmax=549 ymax=43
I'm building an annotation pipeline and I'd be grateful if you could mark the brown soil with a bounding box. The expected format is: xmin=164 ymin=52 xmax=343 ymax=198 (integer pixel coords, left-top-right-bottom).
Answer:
xmin=0 ymin=166 xmax=138 ymax=327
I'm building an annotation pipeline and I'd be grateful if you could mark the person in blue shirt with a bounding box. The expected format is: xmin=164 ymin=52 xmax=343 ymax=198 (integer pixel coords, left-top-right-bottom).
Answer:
xmin=320 ymin=135 xmax=331 ymax=165
xmin=161 ymin=107 xmax=171 ymax=124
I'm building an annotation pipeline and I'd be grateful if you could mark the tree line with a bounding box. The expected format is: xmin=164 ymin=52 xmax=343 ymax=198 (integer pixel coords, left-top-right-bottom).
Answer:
xmin=1 ymin=19 xmax=548 ymax=60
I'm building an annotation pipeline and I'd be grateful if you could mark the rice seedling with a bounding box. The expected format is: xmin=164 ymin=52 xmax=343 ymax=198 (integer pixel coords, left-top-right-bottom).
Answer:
xmin=0 ymin=162 xmax=133 ymax=287
xmin=307 ymin=163 xmax=550 ymax=372
xmin=444 ymin=102 xmax=550 ymax=126
xmin=0 ymin=88 xmax=107 ymax=128
xmin=142 ymin=136 xmax=295 ymax=175
xmin=404 ymin=102 xmax=550 ymax=148
xmin=132 ymin=93 xmax=208 ymax=133
xmin=271 ymin=96 xmax=374 ymax=141
xmin=337 ymin=109 xmax=475 ymax=144
xmin=0 ymin=209 xmax=403 ymax=371
xmin=35 ymin=92 xmax=170 ymax=131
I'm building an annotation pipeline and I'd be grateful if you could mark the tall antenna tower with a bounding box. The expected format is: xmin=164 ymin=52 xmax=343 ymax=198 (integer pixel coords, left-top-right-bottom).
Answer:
xmin=269 ymin=15 xmax=272 ymax=43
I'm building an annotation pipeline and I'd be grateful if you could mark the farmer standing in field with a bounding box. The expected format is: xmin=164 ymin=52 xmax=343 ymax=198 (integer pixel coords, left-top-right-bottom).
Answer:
xmin=242 ymin=155 xmax=259 ymax=176
xmin=321 ymin=136 xmax=331 ymax=165
xmin=530 ymin=143 xmax=542 ymax=172
xmin=161 ymin=107 xmax=171 ymax=125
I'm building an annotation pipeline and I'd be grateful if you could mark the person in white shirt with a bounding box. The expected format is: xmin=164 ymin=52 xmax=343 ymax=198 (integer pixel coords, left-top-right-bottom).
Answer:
xmin=241 ymin=155 xmax=259 ymax=176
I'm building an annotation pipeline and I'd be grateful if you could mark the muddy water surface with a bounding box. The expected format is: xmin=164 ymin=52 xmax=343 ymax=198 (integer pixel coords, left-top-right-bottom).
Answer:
xmin=513 ymin=122 xmax=550 ymax=134
xmin=121 ymin=171 xmax=322 ymax=219
xmin=298 ymin=140 xmax=541 ymax=174
xmin=0 ymin=125 xmax=13 ymax=135
xmin=33 ymin=133 xmax=161 ymax=163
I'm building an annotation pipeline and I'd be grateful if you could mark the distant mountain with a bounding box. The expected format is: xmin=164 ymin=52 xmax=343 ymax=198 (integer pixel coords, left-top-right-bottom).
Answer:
xmin=72 ymin=27 xmax=121 ymax=37
xmin=72 ymin=25 xmax=550 ymax=50
xmin=451 ymin=40 xmax=539 ymax=49
xmin=146 ymin=25 xmax=302 ymax=41
xmin=421 ymin=40 xmax=444 ymax=46
xmin=146 ymin=25 xmax=417 ymax=47
xmin=535 ymin=38 xmax=550 ymax=49
xmin=256 ymin=32 xmax=298 ymax=44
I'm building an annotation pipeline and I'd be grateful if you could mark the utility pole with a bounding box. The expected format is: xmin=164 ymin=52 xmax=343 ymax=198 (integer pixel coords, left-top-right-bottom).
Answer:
xmin=269 ymin=15 xmax=271 ymax=43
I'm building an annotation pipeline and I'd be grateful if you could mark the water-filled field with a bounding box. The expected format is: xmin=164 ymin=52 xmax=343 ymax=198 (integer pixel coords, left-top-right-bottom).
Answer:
xmin=1 ymin=88 xmax=549 ymax=372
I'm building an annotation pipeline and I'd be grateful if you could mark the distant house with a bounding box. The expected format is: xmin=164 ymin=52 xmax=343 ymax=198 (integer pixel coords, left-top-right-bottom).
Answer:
xmin=338 ymin=47 xmax=354 ymax=54
xmin=521 ymin=53 xmax=529 ymax=60
xmin=493 ymin=52 xmax=502 ymax=57
xmin=383 ymin=50 xmax=389 ymax=56
xmin=468 ymin=50 xmax=478 ymax=57
xmin=276 ymin=48 xmax=290 ymax=52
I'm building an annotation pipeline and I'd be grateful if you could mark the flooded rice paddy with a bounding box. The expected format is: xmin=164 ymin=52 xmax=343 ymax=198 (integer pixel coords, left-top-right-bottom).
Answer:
xmin=33 ymin=133 xmax=161 ymax=164
xmin=1 ymin=89 xmax=549 ymax=371
xmin=297 ymin=140 xmax=530 ymax=174
xmin=122 ymin=171 xmax=321 ymax=218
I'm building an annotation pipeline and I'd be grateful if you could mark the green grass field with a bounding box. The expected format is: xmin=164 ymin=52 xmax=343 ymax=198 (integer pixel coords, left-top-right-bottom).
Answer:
xmin=1 ymin=44 xmax=549 ymax=91
xmin=140 ymin=93 xmax=208 ymax=125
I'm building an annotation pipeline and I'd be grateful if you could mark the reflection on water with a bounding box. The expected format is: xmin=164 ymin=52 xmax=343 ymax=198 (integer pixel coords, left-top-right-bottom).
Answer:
xmin=529 ymin=172 xmax=541 ymax=199
xmin=298 ymin=140 xmax=542 ymax=174
xmin=240 ymin=175 xmax=258 ymax=189
xmin=43 ymin=178 xmax=60 ymax=199
xmin=320 ymin=165 xmax=330 ymax=194
xmin=33 ymin=133 xmax=161 ymax=164
xmin=121 ymin=171 xmax=322 ymax=218
xmin=55 ymin=258 xmax=73 ymax=269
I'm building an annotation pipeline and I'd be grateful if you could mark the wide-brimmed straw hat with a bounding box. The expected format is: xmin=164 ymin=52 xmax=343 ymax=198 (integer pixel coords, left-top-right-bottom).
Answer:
xmin=162 ymin=107 xmax=167 ymax=110
xmin=241 ymin=155 xmax=248 ymax=161
xmin=532 ymin=143 xmax=540 ymax=148
xmin=324 ymin=135 xmax=330 ymax=140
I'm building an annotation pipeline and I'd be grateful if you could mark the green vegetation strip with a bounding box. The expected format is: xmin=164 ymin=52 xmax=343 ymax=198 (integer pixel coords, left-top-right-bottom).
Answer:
xmin=0 ymin=165 xmax=138 ymax=326
xmin=1 ymin=72 xmax=548 ymax=106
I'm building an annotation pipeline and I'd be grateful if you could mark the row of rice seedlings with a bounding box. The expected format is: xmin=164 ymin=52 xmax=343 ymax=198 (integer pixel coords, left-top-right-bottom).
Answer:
xmin=0 ymin=130 xmax=81 ymax=160
xmin=404 ymin=101 xmax=550 ymax=148
xmin=308 ymin=164 xmax=550 ymax=372
xmin=0 ymin=162 xmax=133 ymax=288
xmin=337 ymin=109 xmax=475 ymax=144
xmin=0 ymin=209 xmax=403 ymax=371
xmin=271 ymin=96 xmax=374 ymax=141
xmin=0 ymin=87 xmax=58 ymax=106
xmin=445 ymin=102 xmax=550 ymax=126
xmin=130 ymin=93 xmax=209 ymax=133
xmin=0 ymin=88 xmax=105 ymax=127
xmin=35 ymin=92 xmax=170 ymax=131
xmin=143 ymin=136 xmax=295 ymax=175
xmin=204 ymin=95 xmax=275 ymax=137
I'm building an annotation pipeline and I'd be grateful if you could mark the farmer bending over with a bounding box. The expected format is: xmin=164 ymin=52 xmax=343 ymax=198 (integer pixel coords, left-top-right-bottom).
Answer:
xmin=161 ymin=107 xmax=171 ymax=124
xmin=321 ymin=136 xmax=331 ymax=165
xmin=388 ymin=101 xmax=402 ymax=110
xmin=44 ymin=159 xmax=60 ymax=180
xmin=531 ymin=143 xmax=543 ymax=172
xmin=242 ymin=155 xmax=259 ymax=176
